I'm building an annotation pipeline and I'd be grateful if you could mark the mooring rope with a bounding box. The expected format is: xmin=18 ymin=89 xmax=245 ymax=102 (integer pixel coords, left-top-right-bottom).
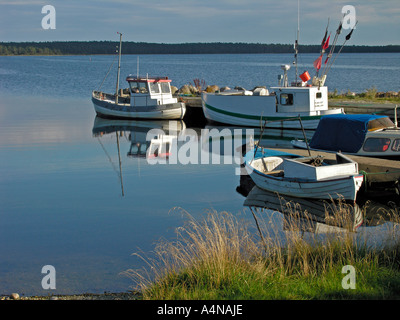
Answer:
xmin=97 ymin=55 xmax=118 ymax=91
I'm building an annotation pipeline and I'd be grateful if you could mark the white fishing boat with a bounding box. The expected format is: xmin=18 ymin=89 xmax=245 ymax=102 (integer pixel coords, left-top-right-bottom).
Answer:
xmin=244 ymin=147 xmax=364 ymax=202
xmin=291 ymin=114 xmax=400 ymax=158
xmin=202 ymin=66 xmax=343 ymax=129
xmin=201 ymin=14 xmax=357 ymax=129
xmin=92 ymin=33 xmax=186 ymax=120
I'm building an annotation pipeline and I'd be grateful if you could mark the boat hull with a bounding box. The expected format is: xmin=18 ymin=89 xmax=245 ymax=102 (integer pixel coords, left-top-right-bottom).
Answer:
xmin=92 ymin=96 xmax=186 ymax=120
xmin=202 ymin=92 xmax=342 ymax=128
xmin=245 ymin=165 xmax=363 ymax=201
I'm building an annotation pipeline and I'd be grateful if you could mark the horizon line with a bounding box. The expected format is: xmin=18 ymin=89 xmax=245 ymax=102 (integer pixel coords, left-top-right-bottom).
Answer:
xmin=1 ymin=41 xmax=400 ymax=47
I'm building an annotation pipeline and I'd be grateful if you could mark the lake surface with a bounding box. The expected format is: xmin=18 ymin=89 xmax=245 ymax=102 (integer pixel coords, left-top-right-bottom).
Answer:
xmin=0 ymin=53 xmax=399 ymax=296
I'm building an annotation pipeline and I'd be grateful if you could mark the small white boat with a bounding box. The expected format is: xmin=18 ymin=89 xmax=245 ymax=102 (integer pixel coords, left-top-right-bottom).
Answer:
xmin=92 ymin=33 xmax=185 ymax=120
xmin=244 ymin=148 xmax=364 ymax=202
xmin=291 ymin=114 xmax=400 ymax=158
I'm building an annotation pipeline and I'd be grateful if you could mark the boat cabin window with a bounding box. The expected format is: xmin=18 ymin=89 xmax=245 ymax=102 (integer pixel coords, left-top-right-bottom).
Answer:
xmin=129 ymin=82 xmax=148 ymax=94
xmin=160 ymin=82 xmax=171 ymax=94
xmin=391 ymin=139 xmax=400 ymax=152
xmin=363 ymin=138 xmax=391 ymax=152
xmin=149 ymin=82 xmax=160 ymax=94
xmin=280 ymin=93 xmax=293 ymax=105
xmin=316 ymin=92 xmax=322 ymax=99
xmin=128 ymin=142 xmax=148 ymax=156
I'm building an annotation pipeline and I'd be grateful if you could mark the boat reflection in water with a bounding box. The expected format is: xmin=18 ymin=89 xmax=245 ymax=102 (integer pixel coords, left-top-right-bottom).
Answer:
xmin=92 ymin=117 xmax=187 ymax=195
xmin=92 ymin=116 xmax=186 ymax=158
xmin=243 ymin=186 xmax=363 ymax=233
xmin=238 ymin=173 xmax=399 ymax=235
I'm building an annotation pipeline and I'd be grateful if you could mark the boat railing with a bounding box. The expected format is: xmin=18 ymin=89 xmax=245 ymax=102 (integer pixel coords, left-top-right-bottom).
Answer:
xmin=252 ymin=116 xmax=312 ymax=163
xmin=93 ymin=90 xmax=114 ymax=100
xmin=93 ymin=90 xmax=131 ymax=104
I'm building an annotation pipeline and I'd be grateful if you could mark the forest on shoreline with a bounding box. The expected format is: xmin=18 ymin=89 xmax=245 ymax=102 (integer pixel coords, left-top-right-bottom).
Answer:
xmin=1 ymin=41 xmax=400 ymax=56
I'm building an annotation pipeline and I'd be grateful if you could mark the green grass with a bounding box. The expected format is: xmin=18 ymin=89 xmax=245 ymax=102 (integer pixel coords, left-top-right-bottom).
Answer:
xmin=329 ymin=87 xmax=400 ymax=103
xmin=124 ymin=202 xmax=400 ymax=300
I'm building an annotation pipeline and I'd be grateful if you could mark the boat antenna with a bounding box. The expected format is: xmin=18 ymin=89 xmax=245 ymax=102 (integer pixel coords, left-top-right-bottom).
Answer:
xmin=137 ymin=56 xmax=139 ymax=78
xmin=324 ymin=21 xmax=358 ymax=77
xmin=321 ymin=17 xmax=343 ymax=77
xmin=294 ymin=0 xmax=300 ymax=83
xmin=115 ymin=32 xmax=123 ymax=104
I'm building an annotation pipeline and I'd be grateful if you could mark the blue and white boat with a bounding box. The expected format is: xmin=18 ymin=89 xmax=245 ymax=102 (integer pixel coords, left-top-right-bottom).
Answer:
xmin=92 ymin=75 xmax=186 ymax=120
xmin=291 ymin=114 xmax=400 ymax=158
xmin=92 ymin=33 xmax=185 ymax=120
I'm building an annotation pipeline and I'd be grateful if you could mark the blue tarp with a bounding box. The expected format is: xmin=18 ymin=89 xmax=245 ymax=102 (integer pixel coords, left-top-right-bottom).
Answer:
xmin=309 ymin=114 xmax=387 ymax=153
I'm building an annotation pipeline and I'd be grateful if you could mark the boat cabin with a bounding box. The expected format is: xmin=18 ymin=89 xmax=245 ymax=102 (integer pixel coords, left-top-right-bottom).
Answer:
xmin=126 ymin=76 xmax=178 ymax=107
xmin=271 ymin=86 xmax=328 ymax=113
xmin=309 ymin=114 xmax=400 ymax=155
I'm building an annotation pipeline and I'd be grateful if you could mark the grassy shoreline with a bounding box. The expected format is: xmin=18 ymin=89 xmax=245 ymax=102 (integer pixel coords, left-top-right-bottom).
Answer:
xmin=328 ymin=87 xmax=400 ymax=104
xmin=124 ymin=204 xmax=400 ymax=300
xmin=5 ymin=202 xmax=400 ymax=301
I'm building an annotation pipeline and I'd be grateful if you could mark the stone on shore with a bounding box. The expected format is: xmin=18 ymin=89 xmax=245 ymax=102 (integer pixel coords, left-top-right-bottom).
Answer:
xmin=10 ymin=293 xmax=20 ymax=300
xmin=178 ymin=84 xmax=199 ymax=95
xmin=205 ymin=85 xmax=219 ymax=93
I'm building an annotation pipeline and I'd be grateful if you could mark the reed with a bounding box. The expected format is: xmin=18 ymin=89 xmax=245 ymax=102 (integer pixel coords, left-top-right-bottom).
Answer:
xmin=124 ymin=201 xmax=400 ymax=299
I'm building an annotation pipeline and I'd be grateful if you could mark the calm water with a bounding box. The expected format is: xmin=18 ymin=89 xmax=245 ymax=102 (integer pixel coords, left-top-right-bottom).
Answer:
xmin=0 ymin=53 xmax=399 ymax=296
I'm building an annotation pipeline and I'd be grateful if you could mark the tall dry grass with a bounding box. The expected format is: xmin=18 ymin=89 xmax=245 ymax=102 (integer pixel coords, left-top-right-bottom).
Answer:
xmin=124 ymin=199 xmax=400 ymax=299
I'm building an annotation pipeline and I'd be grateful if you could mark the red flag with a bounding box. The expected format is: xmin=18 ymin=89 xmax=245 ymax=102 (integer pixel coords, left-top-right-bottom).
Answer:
xmin=322 ymin=35 xmax=330 ymax=50
xmin=313 ymin=55 xmax=322 ymax=70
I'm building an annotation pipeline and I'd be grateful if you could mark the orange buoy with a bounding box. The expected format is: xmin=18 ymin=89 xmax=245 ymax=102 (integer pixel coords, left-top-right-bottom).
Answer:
xmin=299 ymin=71 xmax=311 ymax=82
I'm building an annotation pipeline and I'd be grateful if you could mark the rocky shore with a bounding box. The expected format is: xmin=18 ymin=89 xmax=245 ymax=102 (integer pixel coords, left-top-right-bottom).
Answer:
xmin=1 ymin=291 xmax=141 ymax=300
xmin=173 ymin=82 xmax=400 ymax=100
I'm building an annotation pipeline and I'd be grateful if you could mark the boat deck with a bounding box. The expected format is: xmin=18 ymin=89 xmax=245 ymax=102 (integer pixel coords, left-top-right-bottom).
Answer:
xmin=263 ymin=147 xmax=400 ymax=184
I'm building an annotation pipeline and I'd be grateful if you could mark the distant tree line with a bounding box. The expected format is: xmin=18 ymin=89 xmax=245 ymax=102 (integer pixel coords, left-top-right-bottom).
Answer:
xmin=1 ymin=41 xmax=399 ymax=55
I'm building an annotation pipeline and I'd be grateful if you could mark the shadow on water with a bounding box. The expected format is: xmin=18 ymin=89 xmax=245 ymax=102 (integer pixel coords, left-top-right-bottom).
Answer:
xmin=237 ymin=164 xmax=400 ymax=234
xmin=93 ymin=116 xmax=400 ymax=234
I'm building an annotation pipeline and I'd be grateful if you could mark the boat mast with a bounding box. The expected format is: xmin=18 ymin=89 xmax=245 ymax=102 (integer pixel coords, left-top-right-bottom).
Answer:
xmin=295 ymin=0 xmax=300 ymax=83
xmin=115 ymin=32 xmax=122 ymax=104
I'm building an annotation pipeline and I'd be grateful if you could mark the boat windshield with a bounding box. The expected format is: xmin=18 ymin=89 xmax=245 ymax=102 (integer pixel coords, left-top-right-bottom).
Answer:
xmin=368 ymin=117 xmax=395 ymax=131
xmin=160 ymin=82 xmax=171 ymax=94
xmin=129 ymin=81 xmax=148 ymax=94
xmin=149 ymin=82 xmax=160 ymax=94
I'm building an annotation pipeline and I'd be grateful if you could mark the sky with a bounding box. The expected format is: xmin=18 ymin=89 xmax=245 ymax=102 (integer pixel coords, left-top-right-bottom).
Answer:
xmin=0 ymin=0 xmax=399 ymax=45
